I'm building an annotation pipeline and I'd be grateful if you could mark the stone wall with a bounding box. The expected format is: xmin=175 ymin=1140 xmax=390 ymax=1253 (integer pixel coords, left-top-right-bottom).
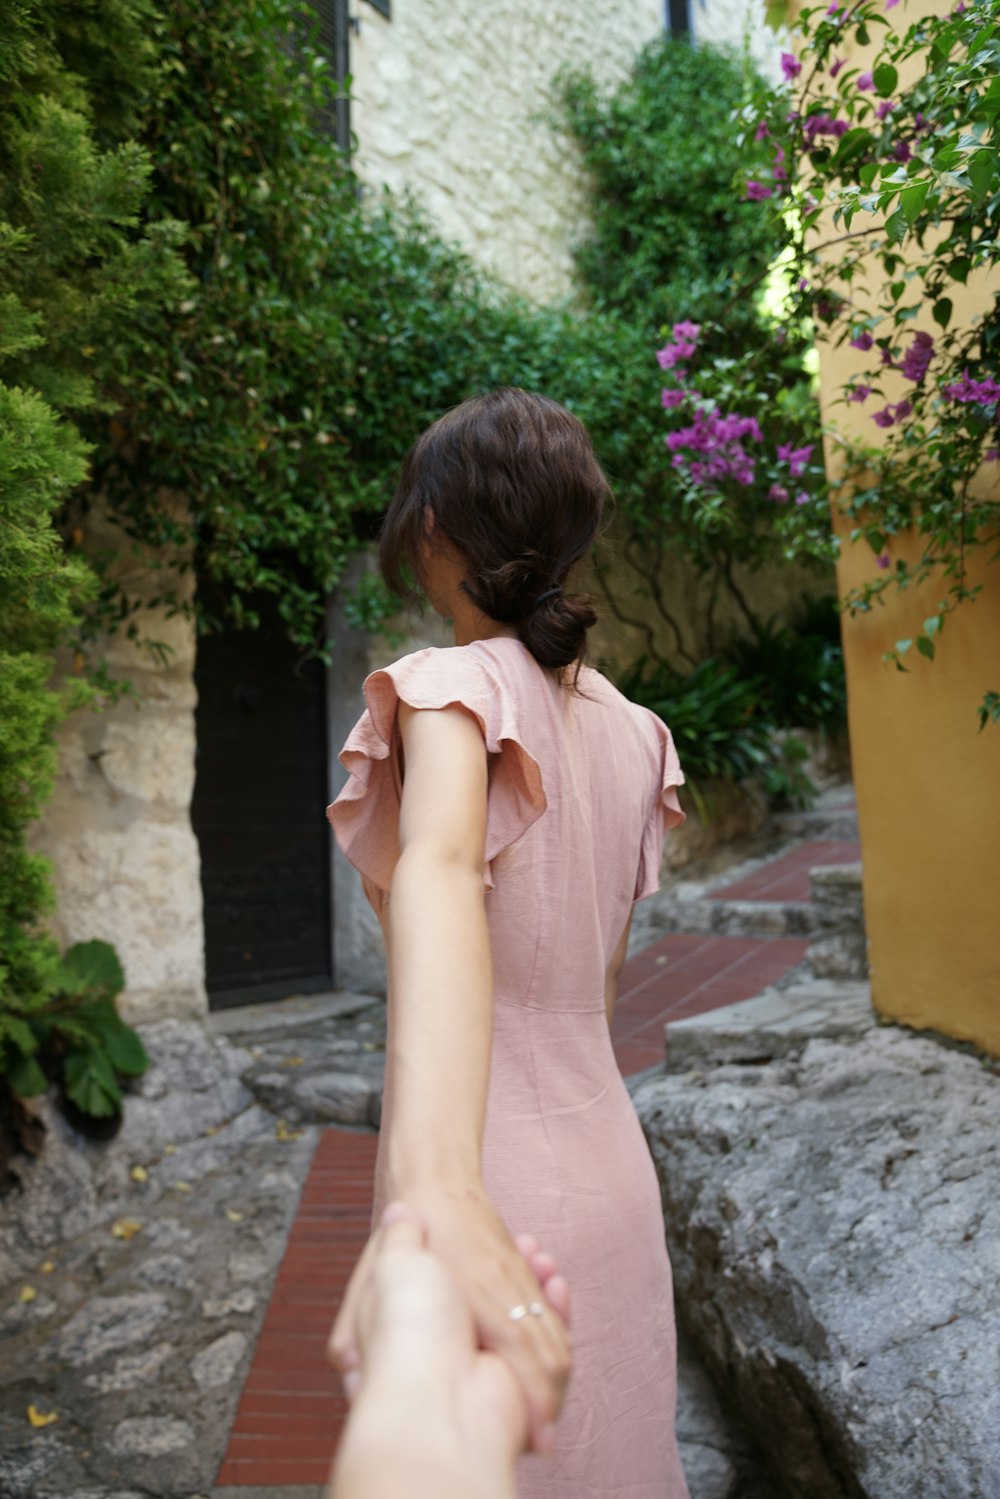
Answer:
xmin=690 ymin=0 xmax=783 ymax=81
xmin=30 ymin=503 xmax=206 ymax=1025
xmin=349 ymin=0 xmax=664 ymax=305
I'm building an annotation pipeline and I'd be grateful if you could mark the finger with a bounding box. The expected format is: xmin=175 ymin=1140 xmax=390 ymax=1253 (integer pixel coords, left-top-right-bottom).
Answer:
xmin=487 ymin=1295 xmax=571 ymax=1454
xmin=540 ymin=1272 xmax=570 ymax=1327
xmin=328 ymin=1234 xmax=378 ymax=1374
xmin=514 ymin=1232 xmax=539 ymax=1258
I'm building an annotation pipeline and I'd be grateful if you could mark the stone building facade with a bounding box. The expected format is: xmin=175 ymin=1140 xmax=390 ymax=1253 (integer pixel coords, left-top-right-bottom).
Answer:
xmin=35 ymin=0 xmax=784 ymax=1017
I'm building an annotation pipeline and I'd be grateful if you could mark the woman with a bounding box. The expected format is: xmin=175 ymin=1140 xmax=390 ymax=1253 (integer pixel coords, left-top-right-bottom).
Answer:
xmin=327 ymin=388 xmax=689 ymax=1497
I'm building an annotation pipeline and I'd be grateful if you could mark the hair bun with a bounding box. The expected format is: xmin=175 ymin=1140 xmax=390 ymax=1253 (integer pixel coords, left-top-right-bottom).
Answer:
xmin=518 ymin=588 xmax=597 ymax=671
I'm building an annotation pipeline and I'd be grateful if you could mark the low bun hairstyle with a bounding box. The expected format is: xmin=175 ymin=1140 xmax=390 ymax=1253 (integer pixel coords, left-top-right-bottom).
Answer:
xmin=378 ymin=388 xmax=608 ymax=679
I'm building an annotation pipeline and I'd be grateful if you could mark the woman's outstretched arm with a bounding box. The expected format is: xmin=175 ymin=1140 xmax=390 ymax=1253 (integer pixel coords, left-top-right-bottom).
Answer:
xmin=329 ymin=700 xmax=571 ymax=1456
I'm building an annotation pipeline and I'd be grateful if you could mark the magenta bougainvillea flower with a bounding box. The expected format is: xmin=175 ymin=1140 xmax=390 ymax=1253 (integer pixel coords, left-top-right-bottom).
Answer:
xmin=848 ymin=385 xmax=872 ymax=403
xmin=857 ymin=71 xmax=875 ymax=91
xmin=899 ymin=331 xmax=934 ymax=383
xmin=769 ymin=484 xmax=790 ymax=503
xmin=754 ymin=120 xmax=770 ymax=141
xmin=830 ymin=57 xmax=845 ymax=77
xmin=671 ymin=321 xmax=701 ymax=343
xmin=661 ymin=388 xmax=685 ymax=409
xmin=850 ymin=330 xmax=874 ymax=351
xmin=781 ymin=52 xmax=802 ymax=81
xmin=942 ymin=370 xmax=1000 ymax=404
xmin=876 ymin=553 xmax=891 ymax=569
xmin=777 ymin=441 xmax=814 ymax=477
xmin=872 ymin=407 xmax=896 ymax=428
xmin=745 ymin=180 xmax=773 ymax=200
xmin=876 ymin=100 xmax=895 ymax=120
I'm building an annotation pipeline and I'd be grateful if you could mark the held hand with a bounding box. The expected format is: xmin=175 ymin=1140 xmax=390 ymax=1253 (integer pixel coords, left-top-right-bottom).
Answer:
xmin=330 ymin=1184 xmax=572 ymax=1456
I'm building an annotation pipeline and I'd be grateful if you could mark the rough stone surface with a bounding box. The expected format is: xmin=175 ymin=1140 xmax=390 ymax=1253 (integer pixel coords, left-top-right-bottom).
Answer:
xmin=0 ymin=1021 xmax=252 ymax=1285
xmin=190 ymin=1331 xmax=248 ymax=1389
xmin=676 ymin=1332 xmax=778 ymax=1499
xmin=350 ymin=0 xmax=664 ymax=304
xmin=665 ymin=978 xmax=875 ymax=1071
xmin=110 ymin=1416 xmax=195 ymax=1456
xmin=231 ymin=998 xmax=386 ymax=1128
xmin=807 ymin=863 xmax=868 ymax=980
xmin=28 ymin=499 xmax=205 ymax=1025
xmin=635 ymin=1015 xmax=1000 ymax=1499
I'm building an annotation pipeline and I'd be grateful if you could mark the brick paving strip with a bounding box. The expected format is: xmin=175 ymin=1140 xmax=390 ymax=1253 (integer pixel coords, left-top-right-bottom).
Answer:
xmin=213 ymin=836 xmax=858 ymax=1489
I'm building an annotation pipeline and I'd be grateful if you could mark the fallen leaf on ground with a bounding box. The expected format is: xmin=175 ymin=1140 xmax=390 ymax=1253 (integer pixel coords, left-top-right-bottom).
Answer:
xmin=40 ymin=1261 xmax=55 ymax=1274
xmin=27 ymin=1406 xmax=58 ymax=1427
xmin=275 ymin=1119 xmax=304 ymax=1142
xmin=130 ymin=1165 xmax=148 ymax=1183
xmin=112 ymin=1219 xmax=143 ymax=1241
xmin=163 ymin=1143 xmax=176 ymax=1155
xmin=224 ymin=1209 xmax=245 ymax=1223
xmin=171 ymin=1181 xmax=192 ymax=1193
xmin=280 ymin=1056 xmax=304 ymax=1068
xmin=19 ymin=1286 xmax=37 ymax=1304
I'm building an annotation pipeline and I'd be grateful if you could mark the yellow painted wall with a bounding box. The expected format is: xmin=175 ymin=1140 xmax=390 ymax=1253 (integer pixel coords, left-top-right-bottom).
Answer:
xmin=807 ymin=0 xmax=1000 ymax=1052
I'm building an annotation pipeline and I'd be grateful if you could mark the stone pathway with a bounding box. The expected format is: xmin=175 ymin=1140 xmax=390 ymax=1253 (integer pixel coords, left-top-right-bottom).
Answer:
xmin=0 ymin=790 xmax=859 ymax=1499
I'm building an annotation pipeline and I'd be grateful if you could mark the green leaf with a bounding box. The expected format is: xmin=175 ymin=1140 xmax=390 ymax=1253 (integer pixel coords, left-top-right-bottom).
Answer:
xmin=885 ymin=208 xmax=908 ymax=245
xmin=764 ymin=0 xmax=789 ymax=32
xmin=7 ymin=1053 xmax=47 ymax=1098
xmin=2 ymin=1017 xmax=38 ymax=1057
xmin=896 ymin=638 xmax=914 ymax=656
xmin=899 ymin=181 xmax=929 ymax=225
xmin=873 ymin=64 xmax=897 ymax=97
xmin=56 ymin=941 xmax=125 ymax=1001
xmin=949 ymin=257 xmax=971 ymax=284
xmin=859 ymin=162 xmax=880 ymax=190
xmin=932 ymin=298 xmax=953 ymax=328
xmin=890 ymin=280 xmax=906 ymax=302
xmin=916 ymin=635 xmax=935 ymax=661
xmin=923 ymin=614 xmax=943 ymax=638
xmin=968 ymin=148 xmax=995 ymax=199
xmin=64 ymin=1048 xmax=122 ymax=1119
xmin=98 ymin=1021 xmax=149 ymax=1077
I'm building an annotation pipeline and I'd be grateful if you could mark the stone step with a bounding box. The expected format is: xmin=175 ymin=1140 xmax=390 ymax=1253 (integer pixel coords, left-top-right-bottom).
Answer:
xmin=663 ymin=977 xmax=875 ymax=1071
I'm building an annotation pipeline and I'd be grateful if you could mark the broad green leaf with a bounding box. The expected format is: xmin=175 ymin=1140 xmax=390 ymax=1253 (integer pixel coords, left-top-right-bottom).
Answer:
xmin=896 ymin=638 xmax=914 ymax=656
xmin=859 ymin=162 xmax=880 ymax=190
xmin=916 ymin=635 xmax=935 ymax=661
xmin=885 ymin=207 xmax=908 ymax=245
xmin=7 ymin=1053 xmax=47 ymax=1098
xmin=900 ymin=181 xmax=929 ymax=225
xmin=873 ymin=64 xmax=898 ymax=97
xmin=949 ymin=257 xmax=971 ymax=284
xmin=64 ymin=1048 xmax=122 ymax=1118
xmin=932 ymin=298 xmax=953 ymax=328
xmin=923 ymin=614 xmax=943 ymax=638
xmin=57 ymin=941 xmax=125 ymax=1000
xmin=2 ymin=1017 xmax=38 ymax=1057
xmin=968 ymin=148 xmax=995 ymax=199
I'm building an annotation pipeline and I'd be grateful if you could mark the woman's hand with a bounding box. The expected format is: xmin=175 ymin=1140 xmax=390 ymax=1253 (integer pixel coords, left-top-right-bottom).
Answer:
xmin=330 ymin=1182 xmax=572 ymax=1456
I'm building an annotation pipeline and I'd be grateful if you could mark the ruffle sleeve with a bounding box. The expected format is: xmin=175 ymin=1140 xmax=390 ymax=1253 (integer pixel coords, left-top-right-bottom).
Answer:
xmin=633 ymin=711 xmax=686 ymax=904
xmin=327 ymin=647 xmax=547 ymax=900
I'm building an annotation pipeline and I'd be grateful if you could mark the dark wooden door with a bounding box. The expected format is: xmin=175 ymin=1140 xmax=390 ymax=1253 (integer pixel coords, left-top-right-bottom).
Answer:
xmin=192 ymin=594 xmax=332 ymax=1009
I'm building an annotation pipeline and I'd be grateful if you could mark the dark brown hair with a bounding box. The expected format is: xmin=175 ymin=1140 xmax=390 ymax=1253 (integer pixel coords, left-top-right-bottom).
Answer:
xmin=378 ymin=388 xmax=608 ymax=677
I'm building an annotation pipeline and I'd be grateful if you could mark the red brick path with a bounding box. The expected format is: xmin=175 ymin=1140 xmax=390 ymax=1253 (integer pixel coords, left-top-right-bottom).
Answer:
xmin=215 ymin=837 xmax=850 ymax=1486
xmin=709 ymin=839 xmax=860 ymax=904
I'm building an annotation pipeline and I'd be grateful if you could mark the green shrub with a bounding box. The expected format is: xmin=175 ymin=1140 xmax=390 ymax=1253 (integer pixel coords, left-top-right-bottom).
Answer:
xmin=0 ymin=1 xmax=165 ymax=1130
xmin=725 ymin=596 xmax=848 ymax=734
xmin=2 ymin=941 xmax=147 ymax=1124
xmin=618 ymin=655 xmax=818 ymax=814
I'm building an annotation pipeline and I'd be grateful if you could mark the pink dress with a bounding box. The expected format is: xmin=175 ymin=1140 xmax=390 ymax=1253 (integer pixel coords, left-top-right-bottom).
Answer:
xmin=328 ymin=635 xmax=690 ymax=1498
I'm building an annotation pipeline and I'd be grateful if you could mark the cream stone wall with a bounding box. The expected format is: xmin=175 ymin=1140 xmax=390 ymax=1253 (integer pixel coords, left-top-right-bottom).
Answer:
xmin=348 ymin=0 xmax=664 ymax=304
xmin=31 ymin=504 xmax=207 ymax=1024
xmin=690 ymin=0 xmax=784 ymax=82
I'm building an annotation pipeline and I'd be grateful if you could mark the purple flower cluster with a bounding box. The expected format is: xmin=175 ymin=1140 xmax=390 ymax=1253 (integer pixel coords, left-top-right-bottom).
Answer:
xmin=745 ymin=180 xmax=773 ymax=201
xmin=899 ymin=331 xmax=935 ymax=383
xmin=942 ymin=370 xmax=1000 ymax=405
xmin=777 ymin=441 xmax=814 ymax=478
xmin=666 ymin=409 xmax=764 ymax=488
xmin=804 ymin=113 xmax=849 ymax=145
xmin=781 ymin=51 xmax=802 ymax=82
xmin=656 ymin=322 xmax=702 ymax=371
xmin=872 ymin=400 xmax=913 ymax=428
